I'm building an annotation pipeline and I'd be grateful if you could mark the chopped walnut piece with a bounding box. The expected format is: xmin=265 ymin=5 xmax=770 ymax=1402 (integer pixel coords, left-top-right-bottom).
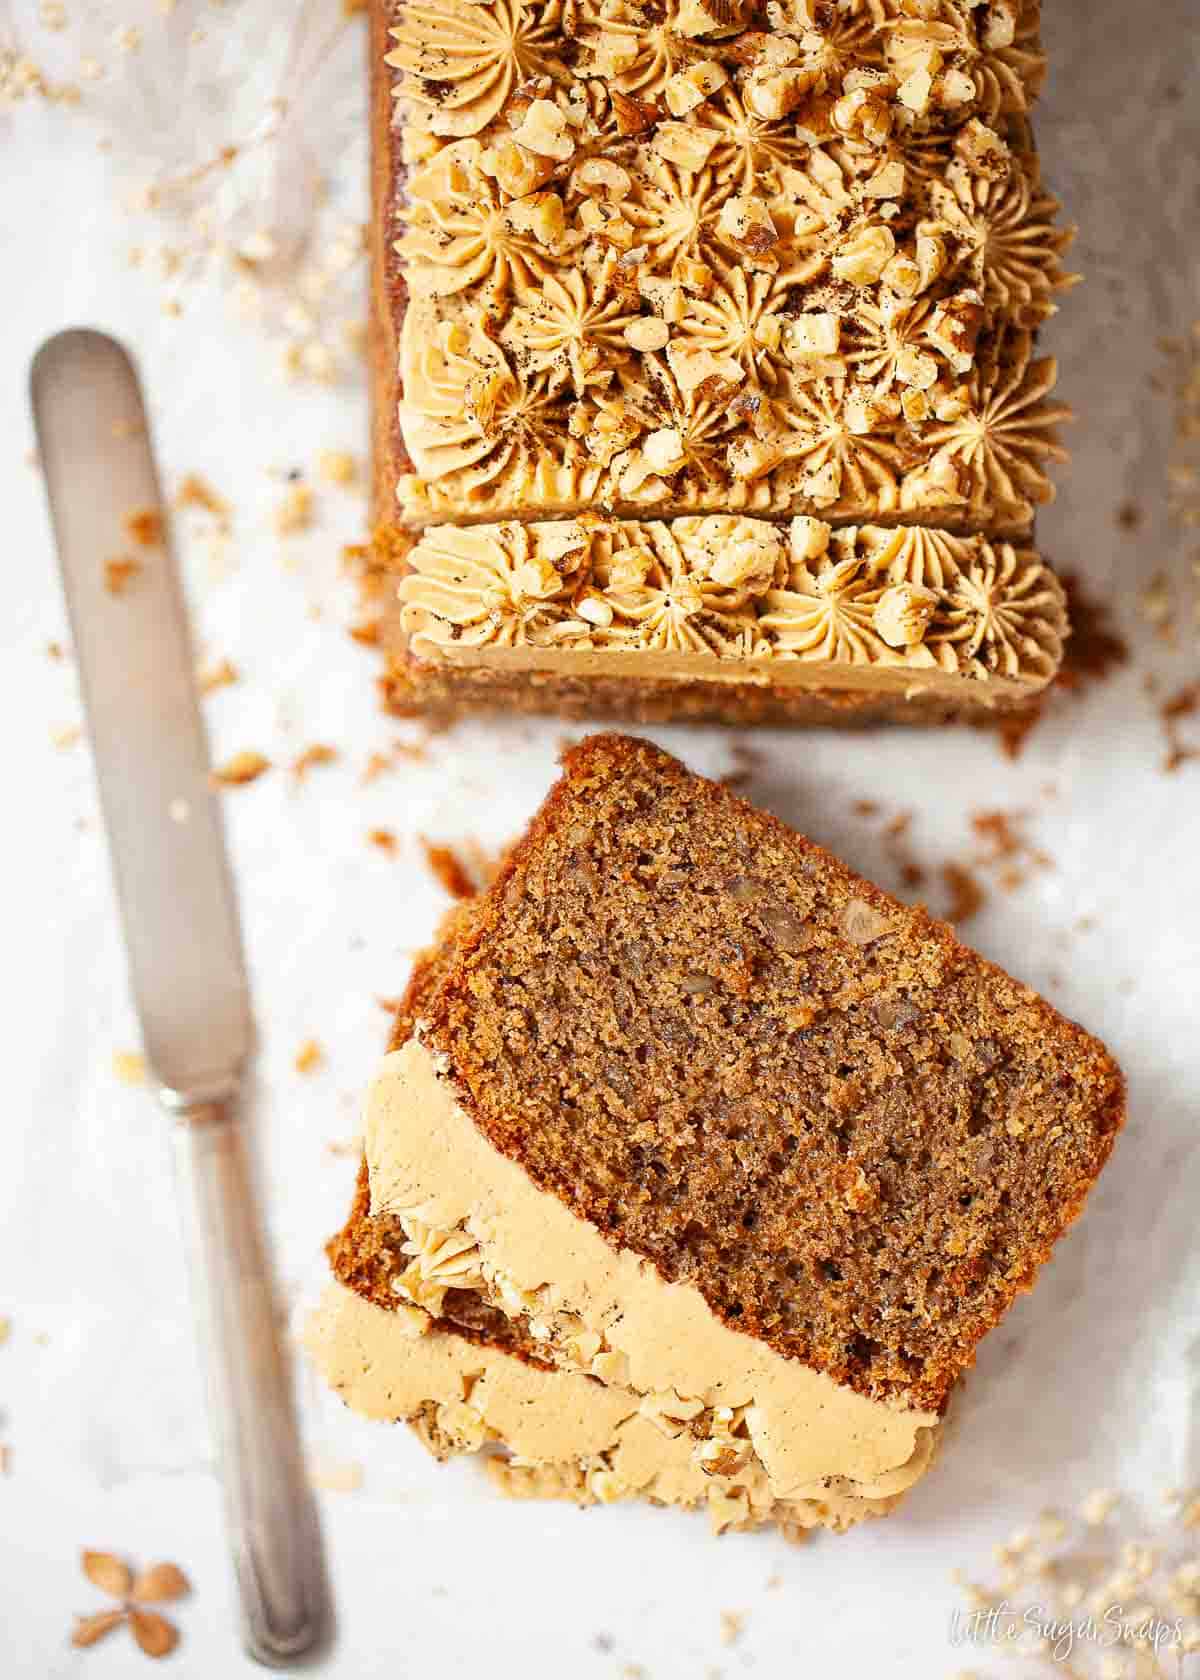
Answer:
xmin=512 ymin=99 xmax=574 ymax=160
xmin=832 ymin=223 xmax=895 ymax=286
xmin=573 ymin=158 xmax=632 ymax=200
xmin=505 ymin=190 xmax=565 ymax=246
xmin=663 ymin=60 xmax=728 ymax=116
xmin=842 ymin=898 xmax=893 ymax=945
xmin=104 ymin=556 xmax=141 ymax=595
xmin=744 ymin=65 xmax=811 ymax=121
xmin=211 ymin=751 xmax=270 ymax=787
xmin=651 ymin=122 xmax=719 ymax=173
xmin=610 ymin=89 xmax=660 ymax=136
xmin=874 ymin=582 xmax=938 ymax=648
xmin=716 ymin=194 xmax=778 ymax=256
xmin=481 ymin=138 xmax=555 ymax=197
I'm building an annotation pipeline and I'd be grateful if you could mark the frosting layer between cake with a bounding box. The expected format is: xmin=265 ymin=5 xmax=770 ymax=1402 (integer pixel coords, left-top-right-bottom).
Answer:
xmin=356 ymin=1038 xmax=941 ymax=1511
xmin=306 ymin=1281 xmax=937 ymax=1534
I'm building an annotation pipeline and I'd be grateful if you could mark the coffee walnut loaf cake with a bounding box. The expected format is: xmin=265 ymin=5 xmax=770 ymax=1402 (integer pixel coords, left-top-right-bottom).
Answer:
xmin=367 ymin=0 xmax=1077 ymax=724
xmin=309 ymin=735 xmax=1124 ymax=1536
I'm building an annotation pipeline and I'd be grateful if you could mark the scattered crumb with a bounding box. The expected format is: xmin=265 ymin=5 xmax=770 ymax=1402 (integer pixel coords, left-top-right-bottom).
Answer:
xmin=420 ymin=839 xmax=478 ymax=901
xmin=1081 ymin=1488 xmax=1120 ymax=1526
xmin=368 ymin=827 xmax=398 ymax=855
xmin=718 ymin=1610 xmax=745 ymax=1647
xmin=318 ymin=450 xmax=357 ymax=487
xmin=1115 ymin=501 xmax=1141 ymax=531
xmin=970 ymin=809 xmax=1052 ymax=891
xmin=325 ymin=1136 xmax=362 ymax=1159
xmin=274 ymin=483 xmax=314 ymax=536
xmin=1161 ymin=682 xmax=1199 ymax=772
xmin=591 ymin=1634 xmax=615 ymax=1654
xmin=291 ymin=743 xmax=338 ymax=781
xmin=883 ymin=809 xmax=924 ymax=890
xmin=104 ymin=555 xmax=142 ymax=595
xmin=393 ymin=738 xmax=431 ymax=764
xmin=124 ymin=507 xmax=164 ymax=548
xmin=0 ymin=1444 xmax=10 ymax=1476
xmin=294 ymin=1039 xmax=324 ymax=1075
xmin=348 ymin=618 xmax=381 ymax=648
xmin=1140 ymin=571 xmax=1174 ymax=641
xmin=620 ymin=1666 xmax=647 ymax=1679
xmin=852 ymin=799 xmax=881 ymax=818
xmin=361 ymin=751 xmax=393 ymax=784
xmin=941 ymin=862 xmax=986 ymax=926
xmin=50 ymin=724 xmax=81 ymax=750
xmin=46 ymin=640 xmax=65 ymax=660
xmin=0 ymin=1317 xmax=10 ymax=1345
xmin=176 ymin=474 xmax=230 ymax=530
xmin=765 ymin=1572 xmax=783 ymax=1590
xmin=211 ymin=751 xmax=270 ymax=787
xmin=112 ymin=1051 xmax=147 ymax=1085
xmin=197 ymin=657 xmax=238 ymax=694
xmin=309 ymin=1458 xmax=363 ymax=1493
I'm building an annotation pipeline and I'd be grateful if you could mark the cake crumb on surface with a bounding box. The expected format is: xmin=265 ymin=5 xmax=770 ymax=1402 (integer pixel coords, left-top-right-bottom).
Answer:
xmin=274 ymin=483 xmax=314 ymax=536
xmin=718 ymin=1610 xmax=745 ymax=1646
xmin=1161 ymin=682 xmax=1199 ymax=771
xmin=291 ymin=743 xmax=338 ymax=781
xmin=50 ymin=723 xmax=81 ymax=749
xmin=318 ymin=450 xmax=357 ymax=487
xmin=123 ymin=507 xmax=163 ymax=547
xmin=419 ymin=839 xmax=477 ymax=901
xmin=104 ymin=555 xmax=141 ymax=595
xmin=368 ymin=827 xmax=397 ymax=855
xmin=942 ymin=863 xmax=987 ymax=926
xmin=112 ymin=1051 xmax=147 ymax=1085
xmin=210 ymin=751 xmax=270 ymax=787
xmin=176 ymin=474 xmax=230 ymax=529
xmin=294 ymin=1039 xmax=324 ymax=1075
xmin=197 ymin=657 xmax=238 ymax=694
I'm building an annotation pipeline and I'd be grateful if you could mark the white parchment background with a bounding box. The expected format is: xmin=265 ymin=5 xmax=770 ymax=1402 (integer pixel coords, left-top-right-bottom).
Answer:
xmin=2 ymin=1 xmax=1198 ymax=1674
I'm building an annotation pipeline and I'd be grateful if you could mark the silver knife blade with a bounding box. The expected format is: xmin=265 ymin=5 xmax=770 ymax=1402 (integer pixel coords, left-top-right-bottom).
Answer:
xmin=31 ymin=329 xmax=251 ymax=1102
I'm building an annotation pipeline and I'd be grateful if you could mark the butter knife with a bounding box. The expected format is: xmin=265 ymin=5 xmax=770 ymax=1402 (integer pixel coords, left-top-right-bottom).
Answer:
xmin=31 ymin=329 xmax=328 ymax=1666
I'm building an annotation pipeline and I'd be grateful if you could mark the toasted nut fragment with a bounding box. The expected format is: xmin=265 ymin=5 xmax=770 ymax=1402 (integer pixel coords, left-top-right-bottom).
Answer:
xmin=955 ymin=116 xmax=1011 ymax=179
xmin=843 ymin=898 xmax=893 ymax=944
xmin=651 ymin=121 xmax=719 ymax=172
xmin=716 ymin=193 xmax=778 ymax=254
xmin=874 ymin=582 xmax=939 ymax=648
xmin=610 ymin=88 xmax=660 ymax=135
xmin=481 ymin=138 xmax=555 ymax=197
xmin=728 ymin=434 xmax=786 ymax=482
xmin=895 ymin=345 xmax=939 ymax=389
xmin=505 ymin=189 xmax=565 ymax=245
xmin=591 ymin=30 xmax=641 ymax=77
xmin=664 ymin=60 xmax=728 ymax=116
xmin=511 ymin=98 xmax=574 ymax=160
xmin=573 ymin=157 xmax=632 ymax=199
xmin=744 ymin=65 xmax=812 ymax=120
xmin=832 ymin=223 xmax=895 ymax=285
xmin=624 ymin=317 xmax=671 ymax=352
xmin=864 ymin=158 xmax=905 ymax=199
xmin=641 ymin=426 xmax=687 ymax=474
xmin=790 ymin=515 xmax=831 ymax=563
xmin=897 ymin=64 xmax=934 ymax=113
xmin=667 ymin=344 xmax=743 ymax=395
xmin=926 ymin=292 xmax=983 ymax=370
xmin=674 ymin=0 xmax=748 ymax=37
xmin=675 ymin=257 xmax=714 ymax=296
xmin=638 ymin=275 xmax=686 ymax=324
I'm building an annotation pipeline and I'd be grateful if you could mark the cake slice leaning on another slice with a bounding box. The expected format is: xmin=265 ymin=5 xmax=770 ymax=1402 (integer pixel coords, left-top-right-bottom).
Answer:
xmin=308 ymin=735 xmax=1124 ymax=1536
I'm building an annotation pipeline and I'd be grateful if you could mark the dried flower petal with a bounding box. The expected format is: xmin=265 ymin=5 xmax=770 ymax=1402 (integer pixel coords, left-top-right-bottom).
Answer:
xmin=129 ymin=1609 xmax=179 ymax=1659
xmin=71 ymin=1609 xmax=127 ymax=1648
xmin=82 ymin=1550 xmax=133 ymax=1599
xmin=131 ymin=1563 xmax=191 ymax=1604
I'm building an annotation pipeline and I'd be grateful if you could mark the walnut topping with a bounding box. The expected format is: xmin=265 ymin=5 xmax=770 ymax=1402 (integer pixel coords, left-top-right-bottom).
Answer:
xmin=401 ymin=517 xmax=1066 ymax=691
xmin=624 ymin=317 xmax=670 ymax=352
xmin=651 ymin=121 xmax=719 ymax=173
xmin=663 ymin=60 xmax=728 ymax=117
xmin=387 ymin=0 xmax=1068 ymax=529
xmin=511 ymin=98 xmax=575 ymax=160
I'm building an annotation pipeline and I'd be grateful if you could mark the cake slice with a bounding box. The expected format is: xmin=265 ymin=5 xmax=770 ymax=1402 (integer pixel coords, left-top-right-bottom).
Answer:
xmin=310 ymin=734 xmax=1123 ymax=1534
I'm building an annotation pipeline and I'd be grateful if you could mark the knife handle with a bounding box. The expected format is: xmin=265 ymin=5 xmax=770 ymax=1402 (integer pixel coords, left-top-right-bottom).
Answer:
xmin=173 ymin=1098 xmax=328 ymax=1666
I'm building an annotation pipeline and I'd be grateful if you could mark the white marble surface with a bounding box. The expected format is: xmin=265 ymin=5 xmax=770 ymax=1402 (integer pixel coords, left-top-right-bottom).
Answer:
xmin=2 ymin=1 xmax=1199 ymax=1675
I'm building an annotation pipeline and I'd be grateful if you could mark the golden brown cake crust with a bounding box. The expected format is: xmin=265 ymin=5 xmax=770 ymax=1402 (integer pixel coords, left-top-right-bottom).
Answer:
xmin=406 ymin=734 xmax=1123 ymax=1415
